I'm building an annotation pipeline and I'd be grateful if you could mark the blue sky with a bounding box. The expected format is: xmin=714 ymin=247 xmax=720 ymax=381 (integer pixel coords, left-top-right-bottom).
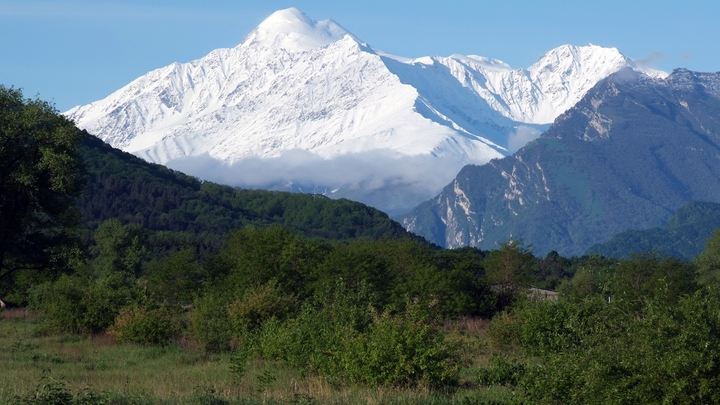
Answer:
xmin=2 ymin=0 xmax=718 ymax=112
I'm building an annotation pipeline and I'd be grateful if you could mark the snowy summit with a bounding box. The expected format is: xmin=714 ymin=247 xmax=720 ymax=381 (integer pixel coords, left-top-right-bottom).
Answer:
xmin=246 ymin=7 xmax=355 ymax=51
xmin=65 ymin=8 xmax=665 ymax=215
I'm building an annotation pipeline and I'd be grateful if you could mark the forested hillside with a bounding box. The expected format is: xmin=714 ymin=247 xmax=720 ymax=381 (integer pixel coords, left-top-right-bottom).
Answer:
xmin=587 ymin=201 xmax=720 ymax=259
xmin=77 ymin=133 xmax=412 ymax=242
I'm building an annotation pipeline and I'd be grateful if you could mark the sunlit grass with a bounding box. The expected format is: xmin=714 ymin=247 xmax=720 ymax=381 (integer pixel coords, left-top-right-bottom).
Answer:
xmin=0 ymin=309 xmax=516 ymax=404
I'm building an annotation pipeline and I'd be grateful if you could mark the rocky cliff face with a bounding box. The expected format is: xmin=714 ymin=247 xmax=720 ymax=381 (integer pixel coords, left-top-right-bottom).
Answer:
xmin=403 ymin=69 xmax=720 ymax=256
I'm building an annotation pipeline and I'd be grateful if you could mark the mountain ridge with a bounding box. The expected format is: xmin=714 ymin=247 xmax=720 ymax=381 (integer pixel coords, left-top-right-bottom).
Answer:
xmin=65 ymin=8 xmax=663 ymax=214
xmin=402 ymin=68 xmax=720 ymax=256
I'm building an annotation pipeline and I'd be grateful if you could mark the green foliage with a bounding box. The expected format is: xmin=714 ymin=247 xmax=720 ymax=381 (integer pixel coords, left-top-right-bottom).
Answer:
xmin=91 ymin=219 xmax=148 ymax=278
xmin=27 ymin=222 xmax=144 ymax=334
xmin=694 ymin=229 xmax=720 ymax=286
xmin=252 ymin=280 xmax=374 ymax=377
xmin=520 ymin=290 xmax=720 ymax=404
xmin=430 ymin=247 xmax=496 ymax=318
xmin=588 ymin=201 xmax=720 ymax=260
xmin=12 ymin=376 xmax=74 ymax=405
xmin=0 ymin=86 xmax=84 ymax=298
xmin=311 ymin=239 xmax=396 ymax=304
xmin=227 ymin=281 xmax=297 ymax=335
xmin=483 ymin=240 xmax=533 ymax=310
xmin=556 ymin=270 xmax=597 ymax=300
xmin=77 ymin=134 xmax=412 ymax=242
xmin=496 ymin=250 xmax=720 ymax=404
xmin=142 ymin=247 xmax=202 ymax=305
xmin=486 ymin=311 xmax=522 ymax=348
xmin=516 ymin=296 xmax=609 ymax=358
xmin=108 ymin=304 xmax=183 ymax=346
xmin=248 ymin=282 xmax=461 ymax=388
xmin=221 ymin=226 xmax=329 ymax=299
xmin=29 ymin=271 xmax=137 ymax=334
xmin=189 ymin=289 xmax=232 ymax=353
xmin=529 ymin=250 xmax=573 ymax=290
xmin=11 ymin=375 xmax=109 ymax=405
xmin=344 ymin=300 xmax=462 ymax=388
xmin=475 ymin=355 xmax=526 ymax=387
xmin=607 ymin=254 xmax=697 ymax=309
xmin=312 ymin=240 xmax=495 ymax=318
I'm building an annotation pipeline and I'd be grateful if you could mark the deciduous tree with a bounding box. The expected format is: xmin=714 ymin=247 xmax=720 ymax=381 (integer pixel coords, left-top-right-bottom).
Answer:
xmin=0 ymin=86 xmax=84 ymax=289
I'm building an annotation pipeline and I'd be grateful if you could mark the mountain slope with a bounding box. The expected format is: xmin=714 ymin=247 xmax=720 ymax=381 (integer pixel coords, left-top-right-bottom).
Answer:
xmin=402 ymin=68 xmax=720 ymax=256
xmin=77 ymin=132 xmax=413 ymax=242
xmin=585 ymin=201 xmax=720 ymax=260
xmin=65 ymin=8 xmax=660 ymax=215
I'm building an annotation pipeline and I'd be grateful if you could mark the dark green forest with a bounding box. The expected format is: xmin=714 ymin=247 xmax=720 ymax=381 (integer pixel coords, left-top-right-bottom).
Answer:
xmin=3 ymin=86 xmax=720 ymax=404
xmin=586 ymin=201 xmax=720 ymax=260
xmin=77 ymin=133 xmax=412 ymax=244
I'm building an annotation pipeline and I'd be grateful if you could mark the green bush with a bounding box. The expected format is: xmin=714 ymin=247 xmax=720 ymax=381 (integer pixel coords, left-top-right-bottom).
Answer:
xmin=142 ymin=247 xmax=202 ymax=305
xmin=11 ymin=376 xmax=109 ymax=405
xmin=485 ymin=311 xmax=522 ymax=347
xmin=518 ymin=290 xmax=720 ymax=404
xmin=11 ymin=377 xmax=73 ymax=404
xmin=108 ymin=304 xmax=182 ymax=345
xmin=189 ymin=289 xmax=232 ymax=353
xmin=227 ymin=281 xmax=297 ymax=336
xmin=29 ymin=272 xmax=136 ymax=334
xmin=81 ymin=272 xmax=138 ymax=333
xmin=249 ymin=282 xmax=461 ymax=388
xmin=29 ymin=275 xmax=86 ymax=334
xmin=252 ymin=281 xmax=372 ymax=378
xmin=343 ymin=301 xmax=462 ymax=388
xmin=515 ymin=297 xmax=608 ymax=358
xmin=476 ymin=355 xmax=526 ymax=387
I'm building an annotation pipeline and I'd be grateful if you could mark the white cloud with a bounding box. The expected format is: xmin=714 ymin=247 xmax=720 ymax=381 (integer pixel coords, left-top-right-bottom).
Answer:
xmin=165 ymin=149 xmax=470 ymax=215
xmin=507 ymin=126 xmax=542 ymax=153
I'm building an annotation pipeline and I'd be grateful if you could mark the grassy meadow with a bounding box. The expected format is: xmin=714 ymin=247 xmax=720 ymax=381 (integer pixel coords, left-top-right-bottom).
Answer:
xmin=0 ymin=309 xmax=517 ymax=405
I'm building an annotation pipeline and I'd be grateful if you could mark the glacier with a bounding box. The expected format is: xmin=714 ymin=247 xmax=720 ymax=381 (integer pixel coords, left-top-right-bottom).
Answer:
xmin=65 ymin=8 xmax=665 ymax=215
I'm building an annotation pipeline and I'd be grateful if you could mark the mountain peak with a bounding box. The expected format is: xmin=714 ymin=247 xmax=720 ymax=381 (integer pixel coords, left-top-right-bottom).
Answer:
xmin=533 ymin=44 xmax=627 ymax=68
xmin=65 ymin=9 xmax=666 ymax=216
xmin=257 ymin=8 xmax=315 ymax=32
xmin=244 ymin=8 xmax=356 ymax=52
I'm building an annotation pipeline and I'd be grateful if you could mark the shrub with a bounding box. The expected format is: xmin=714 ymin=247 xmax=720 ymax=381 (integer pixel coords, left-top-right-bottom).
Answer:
xmin=11 ymin=376 xmax=109 ymax=405
xmin=11 ymin=376 xmax=73 ymax=404
xmin=343 ymin=301 xmax=462 ymax=388
xmin=108 ymin=304 xmax=182 ymax=345
xmin=29 ymin=275 xmax=87 ymax=334
xmin=251 ymin=281 xmax=371 ymax=377
xmin=250 ymin=283 xmax=462 ymax=388
xmin=189 ymin=289 xmax=232 ymax=353
xmin=476 ymin=355 xmax=526 ymax=387
xmin=80 ymin=272 xmax=137 ymax=333
xmin=519 ymin=290 xmax=720 ymax=404
xmin=28 ymin=272 xmax=136 ymax=334
xmin=486 ymin=311 xmax=522 ymax=347
xmin=227 ymin=281 xmax=297 ymax=336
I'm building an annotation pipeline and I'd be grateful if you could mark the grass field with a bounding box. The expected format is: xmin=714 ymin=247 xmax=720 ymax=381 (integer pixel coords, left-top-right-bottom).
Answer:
xmin=0 ymin=309 xmax=517 ymax=404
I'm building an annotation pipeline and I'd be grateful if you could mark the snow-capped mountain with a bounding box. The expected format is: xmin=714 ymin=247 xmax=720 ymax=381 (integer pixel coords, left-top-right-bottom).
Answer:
xmin=65 ymin=8 xmax=664 ymax=215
